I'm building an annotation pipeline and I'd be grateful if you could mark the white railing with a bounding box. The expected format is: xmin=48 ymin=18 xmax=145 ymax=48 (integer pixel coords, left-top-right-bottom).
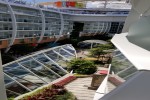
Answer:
xmin=0 ymin=0 xmax=129 ymax=16
xmin=93 ymin=64 xmax=111 ymax=100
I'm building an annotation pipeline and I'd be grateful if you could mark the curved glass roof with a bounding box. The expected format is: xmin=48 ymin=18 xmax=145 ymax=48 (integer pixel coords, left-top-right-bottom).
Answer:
xmin=3 ymin=44 xmax=76 ymax=98
xmin=111 ymin=49 xmax=138 ymax=80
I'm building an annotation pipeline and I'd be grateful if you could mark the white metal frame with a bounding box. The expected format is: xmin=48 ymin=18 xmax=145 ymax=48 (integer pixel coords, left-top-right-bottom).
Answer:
xmin=5 ymin=0 xmax=17 ymax=52
xmin=4 ymin=73 xmax=31 ymax=92
xmin=17 ymin=62 xmax=48 ymax=84
xmin=31 ymin=57 xmax=61 ymax=77
xmin=37 ymin=9 xmax=46 ymax=43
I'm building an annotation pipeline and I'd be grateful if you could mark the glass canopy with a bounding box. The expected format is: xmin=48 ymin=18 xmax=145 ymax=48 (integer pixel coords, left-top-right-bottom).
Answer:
xmin=111 ymin=49 xmax=138 ymax=80
xmin=2 ymin=44 xmax=76 ymax=98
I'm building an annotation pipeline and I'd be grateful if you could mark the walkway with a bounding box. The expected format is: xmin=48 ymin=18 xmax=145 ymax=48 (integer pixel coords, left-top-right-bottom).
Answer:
xmin=65 ymin=77 xmax=96 ymax=100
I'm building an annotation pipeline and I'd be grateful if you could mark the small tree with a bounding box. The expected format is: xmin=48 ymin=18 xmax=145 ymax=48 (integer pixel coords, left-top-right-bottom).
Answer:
xmin=68 ymin=59 xmax=97 ymax=74
xmin=90 ymin=47 xmax=107 ymax=60
xmin=97 ymin=44 xmax=114 ymax=50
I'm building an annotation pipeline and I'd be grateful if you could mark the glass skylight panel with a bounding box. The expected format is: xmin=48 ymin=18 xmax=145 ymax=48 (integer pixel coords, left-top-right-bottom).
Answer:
xmin=63 ymin=45 xmax=76 ymax=54
xmin=45 ymin=51 xmax=67 ymax=67
xmin=45 ymin=50 xmax=59 ymax=61
xmin=19 ymin=58 xmax=60 ymax=83
xmin=59 ymin=48 xmax=74 ymax=59
xmin=4 ymin=74 xmax=32 ymax=97
xmin=112 ymin=50 xmax=138 ymax=80
xmin=6 ymin=82 xmax=29 ymax=96
xmin=2 ymin=44 xmax=75 ymax=99
xmin=4 ymin=75 xmax=14 ymax=85
xmin=117 ymin=66 xmax=138 ymax=80
xmin=3 ymin=63 xmax=45 ymax=90
xmin=33 ymin=54 xmax=67 ymax=76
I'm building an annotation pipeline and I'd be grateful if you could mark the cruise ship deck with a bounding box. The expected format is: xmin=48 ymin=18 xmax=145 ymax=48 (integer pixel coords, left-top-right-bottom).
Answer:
xmin=0 ymin=0 xmax=130 ymax=50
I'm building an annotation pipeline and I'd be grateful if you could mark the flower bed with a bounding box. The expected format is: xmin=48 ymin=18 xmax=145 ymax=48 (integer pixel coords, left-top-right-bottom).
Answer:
xmin=15 ymin=75 xmax=77 ymax=100
xmin=19 ymin=84 xmax=76 ymax=100
xmin=54 ymin=76 xmax=77 ymax=86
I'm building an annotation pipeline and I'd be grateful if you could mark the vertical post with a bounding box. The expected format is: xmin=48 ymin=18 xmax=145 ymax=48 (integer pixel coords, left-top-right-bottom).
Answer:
xmin=104 ymin=0 xmax=108 ymax=9
xmin=0 ymin=51 xmax=7 ymax=100
xmin=91 ymin=43 xmax=93 ymax=49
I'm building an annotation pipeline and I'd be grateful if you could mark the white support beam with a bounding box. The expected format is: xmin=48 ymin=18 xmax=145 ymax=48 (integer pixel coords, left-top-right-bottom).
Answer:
xmin=5 ymin=0 xmax=17 ymax=52
xmin=37 ymin=9 xmax=46 ymax=43
xmin=100 ymin=22 xmax=105 ymax=35
xmin=106 ymin=22 xmax=111 ymax=33
xmin=54 ymin=11 xmax=64 ymax=43
xmin=95 ymin=22 xmax=100 ymax=35
xmin=103 ymin=22 xmax=108 ymax=35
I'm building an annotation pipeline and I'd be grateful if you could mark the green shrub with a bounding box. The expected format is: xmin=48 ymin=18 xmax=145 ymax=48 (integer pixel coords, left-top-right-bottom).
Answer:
xmin=8 ymin=98 xmax=14 ymax=100
xmin=68 ymin=59 xmax=97 ymax=74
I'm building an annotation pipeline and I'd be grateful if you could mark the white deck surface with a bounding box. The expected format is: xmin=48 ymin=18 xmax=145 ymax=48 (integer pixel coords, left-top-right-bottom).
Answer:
xmin=65 ymin=77 xmax=96 ymax=100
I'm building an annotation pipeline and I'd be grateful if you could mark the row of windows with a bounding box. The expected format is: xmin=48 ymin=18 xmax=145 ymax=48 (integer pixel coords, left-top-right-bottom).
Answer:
xmin=82 ymin=22 xmax=124 ymax=34
xmin=0 ymin=23 xmax=12 ymax=30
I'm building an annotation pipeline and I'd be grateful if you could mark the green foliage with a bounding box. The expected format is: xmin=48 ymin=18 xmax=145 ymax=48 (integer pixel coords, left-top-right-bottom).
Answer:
xmin=68 ymin=59 xmax=97 ymax=74
xmin=74 ymin=73 xmax=91 ymax=78
xmin=97 ymin=44 xmax=114 ymax=50
xmin=8 ymin=98 xmax=14 ymax=100
xmin=90 ymin=47 xmax=106 ymax=56
xmin=90 ymin=43 xmax=114 ymax=56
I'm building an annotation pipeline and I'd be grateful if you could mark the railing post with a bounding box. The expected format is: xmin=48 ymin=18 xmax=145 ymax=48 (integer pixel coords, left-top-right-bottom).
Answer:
xmin=0 ymin=51 xmax=8 ymax=100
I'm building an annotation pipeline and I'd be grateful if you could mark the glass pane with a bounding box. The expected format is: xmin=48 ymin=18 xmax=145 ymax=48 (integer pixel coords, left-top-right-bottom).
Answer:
xmin=111 ymin=51 xmax=138 ymax=80
xmin=45 ymin=50 xmax=68 ymax=68
xmin=59 ymin=48 xmax=75 ymax=59
xmin=33 ymin=54 xmax=67 ymax=76
xmin=63 ymin=45 xmax=75 ymax=54
xmin=4 ymin=63 xmax=44 ymax=90
xmin=19 ymin=58 xmax=60 ymax=82
xmin=118 ymin=66 xmax=138 ymax=79
xmin=6 ymin=83 xmax=29 ymax=98
xmin=4 ymin=75 xmax=14 ymax=85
